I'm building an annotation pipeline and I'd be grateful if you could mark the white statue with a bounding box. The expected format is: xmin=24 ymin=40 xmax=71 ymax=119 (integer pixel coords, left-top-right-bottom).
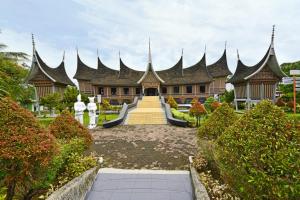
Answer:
xmin=74 ymin=94 xmax=86 ymax=124
xmin=87 ymin=97 xmax=97 ymax=129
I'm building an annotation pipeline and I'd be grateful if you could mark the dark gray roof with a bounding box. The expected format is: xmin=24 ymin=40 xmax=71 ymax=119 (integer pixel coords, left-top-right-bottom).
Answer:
xmin=157 ymin=54 xmax=213 ymax=85
xmin=207 ymin=50 xmax=232 ymax=78
xmin=91 ymin=58 xmax=144 ymax=86
xmin=74 ymin=51 xmax=234 ymax=86
xmin=26 ymin=50 xmax=74 ymax=86
xmin=73 ymin=55 xmax=98 ymax=80
xmin=228 ymin=45 xmax=286 ymax=84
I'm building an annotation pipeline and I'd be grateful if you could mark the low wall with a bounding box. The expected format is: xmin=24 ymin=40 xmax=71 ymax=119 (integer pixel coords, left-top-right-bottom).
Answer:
xmin=103 ymin=97 xmax=138 ymax=128
xmin=189 ymin=156 xmax=210 ymax=200
xmin=160 ymin=97 xmax=188 ymax=127
xmin=46 ymin=167 xmax=98 ymax=200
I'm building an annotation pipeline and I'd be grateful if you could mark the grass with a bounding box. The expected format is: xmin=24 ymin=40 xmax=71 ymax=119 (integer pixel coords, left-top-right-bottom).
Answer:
xmin=38 ymin=117 xmax=54 ymax=128
xmin=38 ymin=112 xmax=119 ymax=128
xmin=286 ymin=112 xmax=300 ymax=121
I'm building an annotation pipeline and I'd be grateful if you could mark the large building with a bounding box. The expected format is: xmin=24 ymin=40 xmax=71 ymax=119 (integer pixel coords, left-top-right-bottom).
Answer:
xmin=74 ymin=42 xmax=232 ymax=104
xmin=25 ymin=35 xmax=75 ymax=100
xmin=228 ymin=26 xmax=286 ymax=109
xmin=26 ymin=28 xmax=284 ymax=107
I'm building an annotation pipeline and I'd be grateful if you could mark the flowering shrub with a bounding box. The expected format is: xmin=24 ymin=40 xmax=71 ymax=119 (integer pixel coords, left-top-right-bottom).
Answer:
xmin=167 ymin=96 xmax=178 ymax=109
xmin=49 ymin=110 xmax=92 ymax=147
xmin=189 ymin=102 xmax=207 ymax=126
xmin=215 ymin=100 xmax=300 ymax=199
xmin=211 ymin=101 xmax=221 ymax=112
xmin=198 ymin=103 xmax=238 ymax=139
xmin=0 ymin=97 xmax=57 ymax=200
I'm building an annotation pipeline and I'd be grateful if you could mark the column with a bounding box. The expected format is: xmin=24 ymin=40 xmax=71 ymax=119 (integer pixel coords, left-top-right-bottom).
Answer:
xmin=246 ymin=82 xmax=250 ymax=110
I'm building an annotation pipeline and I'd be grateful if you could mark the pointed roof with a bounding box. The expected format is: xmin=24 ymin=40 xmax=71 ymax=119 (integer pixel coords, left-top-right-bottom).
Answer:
xmin=157 ymin=53 xmax=213 ymax=84
xmin=137 ymin=40 xmax=165 ymax=84
xmin=228 ymin=26 xmax=286 ymax=84
xmin=26 ymin=39 xmax=74 ymax=86
xmin=207 ymin=49 xmax=232 ymax=78
xmin=73 ymin=53 xmax=98 ymax=80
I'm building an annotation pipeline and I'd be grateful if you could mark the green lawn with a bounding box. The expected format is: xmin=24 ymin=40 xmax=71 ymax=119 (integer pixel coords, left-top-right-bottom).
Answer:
xmin=38 ymin=112 xmax=119 ymax=128
xmin=286 ymin=112 xmax=300 ymax=121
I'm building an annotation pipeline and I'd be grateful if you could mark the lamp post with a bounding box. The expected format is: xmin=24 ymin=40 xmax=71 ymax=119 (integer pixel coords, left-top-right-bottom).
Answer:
xmin=290 ymin=70 xmax=300 ymax=114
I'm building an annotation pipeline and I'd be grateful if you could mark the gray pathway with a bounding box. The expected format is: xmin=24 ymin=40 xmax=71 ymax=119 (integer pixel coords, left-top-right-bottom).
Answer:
xmin=85 ymin=168 xmax=194 ymax=200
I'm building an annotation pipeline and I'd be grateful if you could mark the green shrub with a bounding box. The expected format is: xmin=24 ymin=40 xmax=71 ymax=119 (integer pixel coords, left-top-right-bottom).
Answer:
xmin=30 ymin=138 xmax=92 ymax=197
xmin=171 ymin=108 xmax=196 ymax=126
xmin=167 ymin=96 xmax=178 ymax=109
xmin=198 ymin=103 xmax=238 ymax=139
xmin=215 ymin=100 xmax=300 ymax=199
xmin=59 ymin=153 xmax=97 ymax=181
xmin=49 ymin=110 xmax=92 ymax=147
xmin=204 ymin=97 xmax=215 ymax=112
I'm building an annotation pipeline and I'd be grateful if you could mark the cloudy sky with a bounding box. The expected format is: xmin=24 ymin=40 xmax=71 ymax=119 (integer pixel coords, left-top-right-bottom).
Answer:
xmin=1 ymin=0 xmax=300 ymax=83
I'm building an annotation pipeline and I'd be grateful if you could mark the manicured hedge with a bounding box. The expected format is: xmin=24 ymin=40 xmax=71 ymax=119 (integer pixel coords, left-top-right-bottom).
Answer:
xmin=215 ymin=100 xmax=300 ymax=199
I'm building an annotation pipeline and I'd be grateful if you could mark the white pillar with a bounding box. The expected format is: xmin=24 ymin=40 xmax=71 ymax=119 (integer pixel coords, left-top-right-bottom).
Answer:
xmin=246 ymin=82 xmax=250 ymax=110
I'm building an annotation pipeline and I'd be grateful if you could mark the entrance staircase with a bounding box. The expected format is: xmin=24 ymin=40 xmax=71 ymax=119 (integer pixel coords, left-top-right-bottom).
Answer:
xmin=126 ymin=96 xmax=167 ymax=125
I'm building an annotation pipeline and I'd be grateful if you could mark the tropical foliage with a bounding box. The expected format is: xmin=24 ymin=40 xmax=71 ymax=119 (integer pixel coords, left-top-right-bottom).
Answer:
xmin=0 ymin=41 xmax=34 ymax=105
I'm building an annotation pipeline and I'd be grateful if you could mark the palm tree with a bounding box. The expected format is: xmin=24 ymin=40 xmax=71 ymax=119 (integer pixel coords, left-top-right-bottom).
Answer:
xmin=0 ymin=42 xmax=28 ymax=60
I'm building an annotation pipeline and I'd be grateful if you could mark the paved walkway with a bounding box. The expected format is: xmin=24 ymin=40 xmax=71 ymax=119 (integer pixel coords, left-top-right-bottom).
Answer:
xmin=126 ymin=96 xmax=167 ymax=125
xmin=89 ymin=125 xmax=197 ymax=170
xmin=85 ymin=168 xmax=194 ymax=200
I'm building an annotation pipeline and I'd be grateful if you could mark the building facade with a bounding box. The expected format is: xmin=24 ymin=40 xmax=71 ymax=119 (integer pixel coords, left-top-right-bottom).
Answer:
xmin=228 ymin=26 xmax=286 ymax=110
xmin=74 ymin=42 xmax=232 ymax=104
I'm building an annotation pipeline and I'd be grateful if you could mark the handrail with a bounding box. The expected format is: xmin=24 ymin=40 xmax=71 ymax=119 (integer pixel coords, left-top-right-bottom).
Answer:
xmin=160 ymin=96 xmax=188 ymax=127
xmin=102 ymin=97 xmax=139 ymax=128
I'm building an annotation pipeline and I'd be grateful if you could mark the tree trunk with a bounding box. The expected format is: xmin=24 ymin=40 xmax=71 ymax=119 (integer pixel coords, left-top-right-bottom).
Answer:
xmin=23 ymin=189 xmax=47 ymax=200
xmin=5 ymin=181 xmax=16 ymax=200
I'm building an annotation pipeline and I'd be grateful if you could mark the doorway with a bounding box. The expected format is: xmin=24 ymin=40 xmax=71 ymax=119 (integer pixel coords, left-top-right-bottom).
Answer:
xmin=144 ymin=88 xmax=158 ymax=96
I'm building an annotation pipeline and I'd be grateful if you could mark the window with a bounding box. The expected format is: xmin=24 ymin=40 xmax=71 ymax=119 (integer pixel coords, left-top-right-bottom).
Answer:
xmin=186 ymin=85 xmax=193 ymax=93
xmin=98 ymin=87 xmax=104 ymax=95
xmin=136 ymin=88 xmax=141 ymax=95
xmin=123 ymin=88 xmax=129 ymax=95
xmin=173 ymin=86 xmax=179 ymax=94
xmin=200 ymin=84 xmax=206 ymax=93
xmin=111 ymin=88 xmax=117 ymax=95
xmin=162 ymin=87 xmax=167 ymax=94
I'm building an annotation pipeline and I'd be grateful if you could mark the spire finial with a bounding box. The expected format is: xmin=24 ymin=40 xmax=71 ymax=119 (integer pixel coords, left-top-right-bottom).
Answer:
xmin=31 ymin=33 xmax=35 ymax=52
xmin=181 ymin=48 xmax=184 ymax=57
xmin=118 ymin=50 xmax=121 ymax=60
xmin=148 ymin=37 xmax=152 ymax=64
xmin=204 ymin=44 xmax=207 ymax=54
xmin=76 ymin=46 xmax=78 ymax=55
xmin=62 ymin=50 xmax=65 ymax=62
xmin=225 ymin=41 xmax=227 ymax=50
xmin=97 ymin=48 xmax=99 ymax=57
xmin=237 ymin=49 xmax=240 ymax=60
xmin=271 ymin=24 xmax=275 ymax=44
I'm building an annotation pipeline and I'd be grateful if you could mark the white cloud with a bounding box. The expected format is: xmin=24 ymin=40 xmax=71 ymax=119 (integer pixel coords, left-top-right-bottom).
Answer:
xmin=1 ymin=0 xmax=300 ymax=82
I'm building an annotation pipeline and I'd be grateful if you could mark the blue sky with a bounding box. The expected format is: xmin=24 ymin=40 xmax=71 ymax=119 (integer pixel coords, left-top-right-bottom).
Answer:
xmin=1 ymin=0 xmax=300 ymax=83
